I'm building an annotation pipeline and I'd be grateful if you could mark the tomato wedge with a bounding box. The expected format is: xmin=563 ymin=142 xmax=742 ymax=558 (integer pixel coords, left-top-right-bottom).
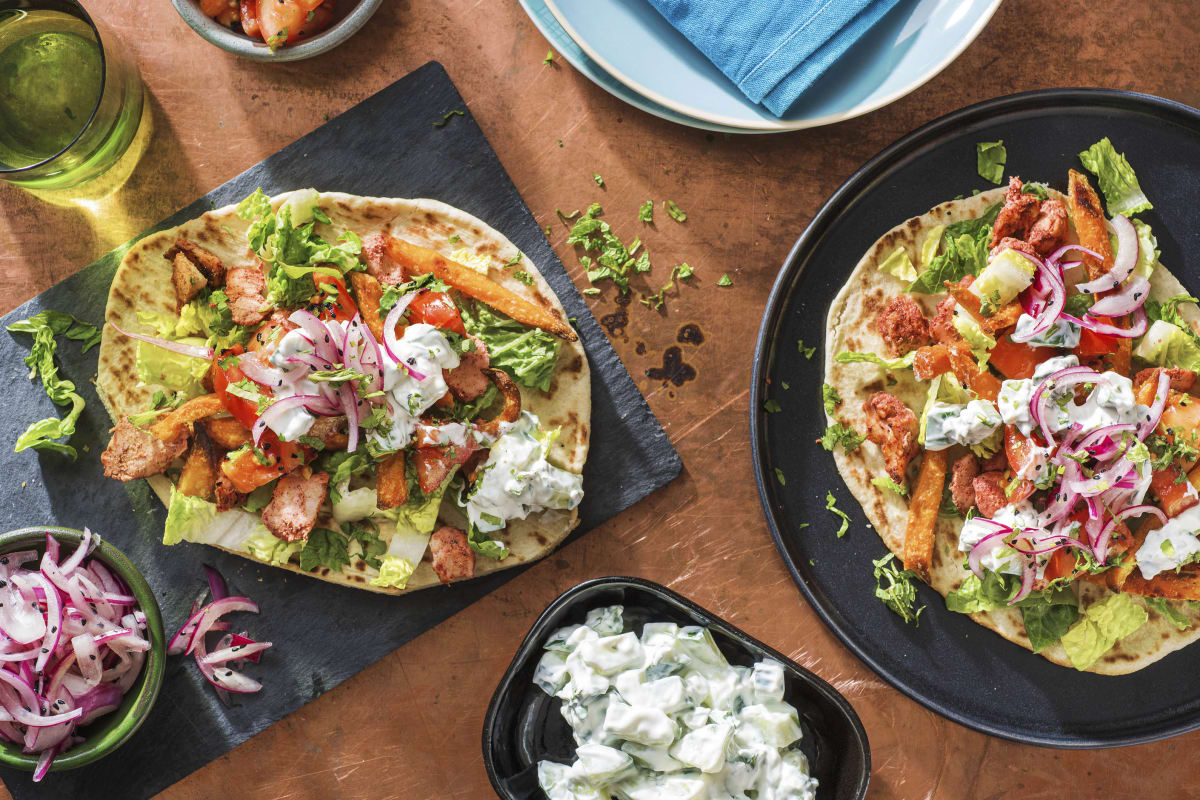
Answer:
xmin=312 ymin=275 xmax=358 ymax=324
xmin=1073 ymin=326 xmax=1121 ymax=358
xmin=408 ymin=291 xmax=466 ymax=335
xmin=1042 ymin=548 xmax=1077 ymax=583
xmin=212 ymin=346 xmax=310 ymax=492
xmin=989 ymin=336 xmax=1056 ymax=380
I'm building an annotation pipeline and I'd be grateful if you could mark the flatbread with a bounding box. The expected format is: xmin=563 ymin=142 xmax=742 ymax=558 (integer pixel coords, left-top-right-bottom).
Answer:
xmin=824 ymin=187 xmax=1200 ymax=673
xmin=96 ymin=191 xmax=590 ymax=593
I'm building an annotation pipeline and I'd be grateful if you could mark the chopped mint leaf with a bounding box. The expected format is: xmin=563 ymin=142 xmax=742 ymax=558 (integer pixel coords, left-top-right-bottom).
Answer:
xmin=821 ymin=423 xmax=863 ymax=453
xmin=976 ymin=140 xmax=1006 ymax=185
xmin=873 ymin=553 xmax=924 ymax=624
xmin=822 ymin=383 xmax=842 ymax=415
xmin=825 ymin=491 xmax=851 ymax=538
xmin=448 ymin=233 xmax=461 ymax=244
xmin=582 ymin=288 xmax=600 ymax=296
xmin=433 ymin=109 xmax=464 ymax=128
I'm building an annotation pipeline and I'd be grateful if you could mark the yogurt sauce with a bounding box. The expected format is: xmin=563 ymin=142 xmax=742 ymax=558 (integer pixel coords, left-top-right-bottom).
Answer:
xmin=533 ymin=606 xmax=818 ymax=800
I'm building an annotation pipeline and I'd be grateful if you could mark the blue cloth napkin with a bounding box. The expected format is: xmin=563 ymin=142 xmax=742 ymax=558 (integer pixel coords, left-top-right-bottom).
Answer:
xmin=646 ymin=0 xmax=904 ymax=116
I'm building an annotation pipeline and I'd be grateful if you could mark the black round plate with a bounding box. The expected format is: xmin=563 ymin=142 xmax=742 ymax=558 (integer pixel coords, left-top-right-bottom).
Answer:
xmin=751 ymin=89 xmax=1200 ymax=748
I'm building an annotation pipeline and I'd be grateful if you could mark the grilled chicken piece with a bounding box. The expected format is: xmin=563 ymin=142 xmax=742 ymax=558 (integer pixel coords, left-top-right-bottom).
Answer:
xmin=875 ymin=295 xmax=933 ymax=357
xmin=171 ymin=252 xmax=209 ymax=308
xmin=213 ymin=474 xmax=246 ymax=512
xmin=101 ymin=418 xmax=188 ymax=482
xmin=226 ymin=266 xmax=269 ymax=326
xmin=444 ymin=336 xmax=491 ymax=401
xmin=861 ymin=392 xmax=919 ymax=484
xmin=261 ymin=471 xmax=329 ymax=542
xmin=990 ymin=176 xmax=1041 ymax=247
xmin=429 ymin=526 xmax=476 ymax=584
xmin=972 ymin=471 xmax=1008 ymax=518
xmin=166 ymin=238 xmax=226 ymax=286
xmin=949 ymin=453 xmax=979 ymax=515
xmin=362 ymin=233 xmax=407 ymax=286
xmin=1026 ymin=199 xmax=1068 ymax=256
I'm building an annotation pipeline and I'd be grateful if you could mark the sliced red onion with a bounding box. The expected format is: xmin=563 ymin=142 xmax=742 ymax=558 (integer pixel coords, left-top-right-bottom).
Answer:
xmin=228 ymin=633 xmax=265 ymax=664
xmin=204 ymin=565 xmax=228 ymax=603
xmin=1068 ymin=457 xmax=1132 ymax=498
xmin=1047 ymin=243 xmax=1105 ymax=266
xmin=338 ymin=383 xmax=361 ymax=453
xmin=967 ymin=528 xmax=1013 ymax=579
xmin=43 ymin=535 xmax=59 ymax=567
xmin=1030 ymin=366 xmax=1099 ymax=446
xmin=288 ymin=310 xmax=340 ymax=363
xmin=1074 ymin=216 xmax=1138 ymax=295
xmin=382 ymin=293 xmax=427 ymax=380
xmin=183 ymin=597 xmax=259 ymax=656
xmin=0 ymin=671 xmax=80 ymax=727
xmin=107 ymin=321 xmax=214 ymax=360
xmin=71 ymin=633 xmax=100 ymax=686
xmin=201 ymin=640 xmax=272 ymax=666
xmin=1074 ymin=423 xmax=1137 ymax=461
xmin=22 ymin=575 xmax=60 ymax=674
xmin=237 ymin=350 xmax=290 ymax=389
xmin=75 ymin=684 xmax=122 ymax=726
xmin=2 ymin=578 xmax=45 ymax=645
xmin=193 ymin=633 xmax=262 ymax=694
xmin=252 ymin=395 xmax=321 ymax=446
xmin=1061 ymin=307 xmax=1148 ymax=338
xmin=1095 ymin=505 xmax=1167 ymax=565
xmin=1009 ymin=250 xmax=1067 ymax=343
xmin=1139 ymin=371 xmax=1171 ymax=440
xmin=1009 ymin=558 xmax=1036 ymax=605
xmin=1088 ymin=275 xmax=1151 ymax=317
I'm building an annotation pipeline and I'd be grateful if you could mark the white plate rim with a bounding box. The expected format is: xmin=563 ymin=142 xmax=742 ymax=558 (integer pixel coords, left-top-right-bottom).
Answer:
xmin=543 ymin=0 xmax=1005 ymax=132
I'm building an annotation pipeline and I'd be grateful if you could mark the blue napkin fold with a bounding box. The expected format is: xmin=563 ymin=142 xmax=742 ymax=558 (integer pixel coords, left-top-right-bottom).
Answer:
xmin=646 ymin=0 xmax=905 ymax=116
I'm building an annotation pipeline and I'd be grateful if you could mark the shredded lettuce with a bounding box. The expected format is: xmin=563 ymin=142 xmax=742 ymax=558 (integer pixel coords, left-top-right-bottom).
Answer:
xmin=236 ymin=188 xmax=363 ymax=308
xmin=877 ymin=246 xmax=917 ymax=282
xmin=1144 ymin=597 xmax=1193 ymax=632
xmin=870 ymin=476 xmax=908 ymax=496
xmin=907 ymin=203 xmax=1001 ymax=294
xmin=459 ymin=300 xmax=560 ymax=392
xmin=1059 ymin=592 xmax=1148 ymax=670
xmin=976 ymin=140 xmax=1006 ymax=184
xmin=1078 ymin=137 xmax=1153 ymax=217
xmin=834 ymin=350 xmax=915 ymax=370
xmin=7 ymin=310 xmax=100 ymax=459
xmin=244 ymin=528 xmax=303 ymax=565
xmin=873 ymin=553 xmax=923 ymax=624
xmin=369 ymin=554 xmax=416 ymax=589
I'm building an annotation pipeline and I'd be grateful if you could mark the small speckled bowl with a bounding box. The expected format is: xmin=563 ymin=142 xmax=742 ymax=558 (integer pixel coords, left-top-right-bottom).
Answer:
xmin=0 ymin=527 xmax=165 ymax=776
xmin=170 ymin=0 xmax=383 ymax=62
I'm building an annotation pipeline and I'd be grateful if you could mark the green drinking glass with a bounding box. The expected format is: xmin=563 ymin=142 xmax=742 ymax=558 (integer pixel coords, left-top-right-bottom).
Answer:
xmin=0 ymin=0 xmax=144 ymax=190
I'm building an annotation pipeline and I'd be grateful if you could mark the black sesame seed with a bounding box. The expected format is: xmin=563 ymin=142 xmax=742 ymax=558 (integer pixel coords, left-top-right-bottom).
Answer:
xmin=89 ymin=654 xmax=96 ymax=660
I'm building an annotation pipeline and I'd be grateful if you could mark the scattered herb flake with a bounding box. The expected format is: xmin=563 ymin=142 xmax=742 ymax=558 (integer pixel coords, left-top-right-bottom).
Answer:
xmin=825 ymin=491 xmax=851 ymax=538
xmin=822 ymin=383 xmax=842 ymax=415
xmin=774 ymin=467 xmax=786 ymax=486
xmin=513 ymin=270 xmax=535 ymax=286
xmin=448 ymin=233 xmax=461 ymax=244
xmin=820 ymin=423 xmax=863 ymax=453
xmin=764 ymin=399 xmax=782 ymax=413
xmin=433 ymin=109 xmax=465 ymax=128
xmin=798 ymin=339 xmax=816 ymax=358
xmin=871 ymin=476 xmax=909 ymax=497
xmin=664 ymin=200 xmax=687 ymax=223
xmin=873 ymin=553 xmax=924 ymax=624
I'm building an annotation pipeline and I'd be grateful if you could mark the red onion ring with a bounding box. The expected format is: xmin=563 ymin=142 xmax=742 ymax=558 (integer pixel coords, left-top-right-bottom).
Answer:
xmin=1061 ymin=307 xmax=1148 ymax=339
xmin=251 ymin=394 xmax=321 ymax=446
xmin=1139 ymin=371 xmax=1171 ymax=440
xmin=1088 ymin=275 xmax=1151 ymax=317
xmin=1095 ymin=505 xmax=1167 ymax=565
xmin=967 ymin=527 xmax=1014 ymax=579
xmin=1030 ymin=366 xmax=1099 ymax=445
xmin=106 ymin=322 xmax=214 ymax=360
xmin=1074 ymin=215 xmax=1139 ymax=294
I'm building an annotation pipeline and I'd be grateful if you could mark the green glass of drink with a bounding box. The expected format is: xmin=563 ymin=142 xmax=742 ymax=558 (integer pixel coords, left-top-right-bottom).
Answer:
xmin=0 ymin=0 xmax=144 ymax=190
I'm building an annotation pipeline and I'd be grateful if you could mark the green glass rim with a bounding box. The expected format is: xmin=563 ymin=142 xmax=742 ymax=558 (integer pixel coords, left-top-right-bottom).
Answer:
xmin=0 ymin=0 xmax=109 ymax=175
xmin=0 ymin=526 xmax=166 ymax=773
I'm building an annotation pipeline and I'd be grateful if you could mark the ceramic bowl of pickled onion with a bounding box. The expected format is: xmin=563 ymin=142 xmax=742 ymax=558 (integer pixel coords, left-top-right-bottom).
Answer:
xmin=0 ymin=527 xmax=165 ymax=780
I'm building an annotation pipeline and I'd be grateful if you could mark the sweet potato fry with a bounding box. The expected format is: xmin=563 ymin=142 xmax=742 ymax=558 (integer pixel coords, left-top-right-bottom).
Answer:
xmin=150 ymin=393 xmax=225 ymax=443
xmin=177 ymin=427 xmax=219 ymax=500
xmin=384 ymin=236 xmax=577 ymax=341
xmin=944 ymin=281 xmax=1021 ymax=334
xmin=1069 ymin=169 xmax=1130 ymax=375
xmin=947 ymin=342 xmax=1001 ymax=402
xmin=376 ymin=451 xmax=408 ymax=510
xmin=203 ymin=416 xmax=252 ymax=450
xmin=349 ymin=271 xmax=386 ymax=343
xmin=902 ymin=449 xmax=949 ymax=583
xmin=1121 ymin=563 xmax=1200 ymax=601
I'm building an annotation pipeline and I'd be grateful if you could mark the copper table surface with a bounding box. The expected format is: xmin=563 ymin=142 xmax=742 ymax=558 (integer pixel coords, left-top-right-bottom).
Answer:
xmin=1 ymin=0 xmax=1198 ymax=798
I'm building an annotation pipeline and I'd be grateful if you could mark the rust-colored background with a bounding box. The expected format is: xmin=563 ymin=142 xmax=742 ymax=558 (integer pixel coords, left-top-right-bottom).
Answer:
xmin=1 ymin=1 xmax=1198 ymax=798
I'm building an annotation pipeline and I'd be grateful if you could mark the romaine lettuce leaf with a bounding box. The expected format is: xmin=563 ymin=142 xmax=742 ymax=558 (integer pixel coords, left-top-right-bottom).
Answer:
xmin=1078 ymin=137 xmax=1153 ymax=216
xmin=908 ymin=203 xmax=1001 ymax=294
xmin=368 ymin=554 xmax=415 ymax=589
xmin=1144 ymin=597 xmax=1193 ymax=631
xmin=244 ymin=528 xmax=302 ymax=565
xmin=163 ymin=488 xmax=220 ymax=546
xmin=1059 ymin=592 xmax=1148 ymax=670
xmin=877 ymin=246 xmax=917 ymax=282
xmin=976 ymin=140 xmax=1006 ymax=185
xmin=136 ymin=339 xmax=209 ymax=396
xmin=1020 ymin=598 xmax=1079 ymax=652
xmin=459 ymin=300 xmax=560 ymax=392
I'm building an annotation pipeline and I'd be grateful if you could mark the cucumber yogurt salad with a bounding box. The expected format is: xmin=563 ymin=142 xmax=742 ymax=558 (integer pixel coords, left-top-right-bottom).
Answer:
xmin=532 ymin=605 xmax=818 ymax=800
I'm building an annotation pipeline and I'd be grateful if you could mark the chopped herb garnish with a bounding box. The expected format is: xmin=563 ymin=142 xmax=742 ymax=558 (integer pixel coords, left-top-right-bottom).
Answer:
xmin=798 ymin=339 xmax=816 ymax=358
xmin=774 ymin=467 xmax=786 ymax=486
xmin=764 ymin=399 xmax=782 ymax=413
xmin=825 ymin=491 xmax=851 ymax=537
xmin=871 ymin=476 xmax=909 ymax=497
xmin=976 ymin=139 xmax=1006 ymax=185
xmin=513 ymin=270 xmax=535 ymax=286
xmin=873 ymin=553 xmax=924 ymax=624
xmin=822 ymin=383 xmax=842 ymax=415
xmin=448 ymin=233 xmax=461 ymax=244
xmin=820 ymin=423 xmax=863 ymax=453
xmin=433 ymin=109 xmax=464 ymax=128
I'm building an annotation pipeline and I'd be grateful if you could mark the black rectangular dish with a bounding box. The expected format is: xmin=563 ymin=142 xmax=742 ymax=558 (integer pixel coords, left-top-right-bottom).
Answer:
xmin=0 ymin=62 xmax=682 ymax=799
xmin=482 ymin=576 xmax=870 ymax=800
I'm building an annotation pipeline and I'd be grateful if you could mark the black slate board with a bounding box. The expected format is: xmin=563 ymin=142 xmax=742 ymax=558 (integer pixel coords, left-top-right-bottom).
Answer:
xmin=0 ymin=61 xmax=680 ymax=798
xmin=752 ymin=89 xmax=1200 ymax=747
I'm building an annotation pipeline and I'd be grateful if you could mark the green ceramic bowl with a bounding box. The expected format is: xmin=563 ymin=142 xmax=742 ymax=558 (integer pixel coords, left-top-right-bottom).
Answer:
xmin=0 ymin=527 xmax=165 ymax=775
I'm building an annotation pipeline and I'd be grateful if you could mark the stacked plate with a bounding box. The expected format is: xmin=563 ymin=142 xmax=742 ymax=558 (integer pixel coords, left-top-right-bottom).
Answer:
xmin=521 ymin=0 xmax=1003 ymax=133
